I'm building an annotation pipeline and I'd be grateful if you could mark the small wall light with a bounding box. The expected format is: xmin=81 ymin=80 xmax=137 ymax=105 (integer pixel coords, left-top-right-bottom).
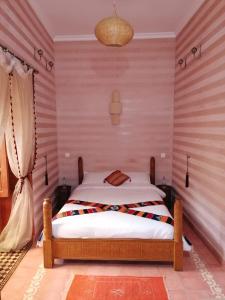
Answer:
xmin=109 ymin=90 xmax=122 ymax=125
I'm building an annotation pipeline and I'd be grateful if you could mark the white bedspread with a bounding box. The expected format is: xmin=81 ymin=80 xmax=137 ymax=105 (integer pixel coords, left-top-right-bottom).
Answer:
xmin=52 ymin=183 xmax=191 ymax=251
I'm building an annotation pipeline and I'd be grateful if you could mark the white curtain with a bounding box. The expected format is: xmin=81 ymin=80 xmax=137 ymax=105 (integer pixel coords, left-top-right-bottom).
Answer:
xmin=0 ymin=50 xmax=35 ymax=251
xmin=0 ymin=50 xmax=10 ymax=147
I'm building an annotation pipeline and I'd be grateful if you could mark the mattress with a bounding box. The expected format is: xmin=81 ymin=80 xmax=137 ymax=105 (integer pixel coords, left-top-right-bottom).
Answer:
xmin=52 ymin=183 xmax=191 ymax=251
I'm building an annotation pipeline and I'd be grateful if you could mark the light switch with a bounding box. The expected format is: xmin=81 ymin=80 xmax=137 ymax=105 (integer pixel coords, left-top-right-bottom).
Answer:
xmin=65 ymin=152 xmax=70 ymax=158
xmin=160 ymin=153 xmax=166 ymax=158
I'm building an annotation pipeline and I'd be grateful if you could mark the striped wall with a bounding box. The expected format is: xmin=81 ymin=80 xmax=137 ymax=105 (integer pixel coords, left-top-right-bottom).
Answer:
xmin=55 ymin=39 xmax=175 ymax=186
xmin=173 ymin=0 xmax=225 ymax=261
xmin=0 ymin=0 xmax=58 ymax=236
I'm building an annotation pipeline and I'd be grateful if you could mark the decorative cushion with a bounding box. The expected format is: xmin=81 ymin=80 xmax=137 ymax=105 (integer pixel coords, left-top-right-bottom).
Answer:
xmin=104 ymin=170 xmax=131 ymax=186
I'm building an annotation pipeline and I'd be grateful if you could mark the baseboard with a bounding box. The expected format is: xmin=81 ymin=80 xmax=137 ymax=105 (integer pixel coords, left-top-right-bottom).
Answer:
xmin=184 ymin=211 xmax=225 ymax=265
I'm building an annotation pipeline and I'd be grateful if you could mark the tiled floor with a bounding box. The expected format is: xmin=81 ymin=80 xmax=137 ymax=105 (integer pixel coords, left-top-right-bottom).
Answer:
xmin=1 ymin=223 xmax=225 ymax=300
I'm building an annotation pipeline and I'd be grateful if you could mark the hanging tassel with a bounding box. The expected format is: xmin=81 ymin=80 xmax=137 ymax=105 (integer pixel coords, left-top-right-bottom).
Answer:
xmin=44 ymin=155 xmax=48 ymax=185
xmin=185 ymin=155 xmax=190 ymax=188
xmin=185 ymin=172 xmax=189 ymax=188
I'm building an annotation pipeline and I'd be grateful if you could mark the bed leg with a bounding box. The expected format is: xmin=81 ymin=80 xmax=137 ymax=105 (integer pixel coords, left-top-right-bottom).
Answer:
xmin=43 ymin=240 xmax=53 ymax=268
xmin=43 ymin=198 xmax=54 ymax=268
xmin=173 ymin=198 xmax=183 ymax=271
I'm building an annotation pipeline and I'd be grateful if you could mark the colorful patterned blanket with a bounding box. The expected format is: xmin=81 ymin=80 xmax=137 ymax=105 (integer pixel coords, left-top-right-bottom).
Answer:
xmin=54 ymin=199 xmax=174 ymax=225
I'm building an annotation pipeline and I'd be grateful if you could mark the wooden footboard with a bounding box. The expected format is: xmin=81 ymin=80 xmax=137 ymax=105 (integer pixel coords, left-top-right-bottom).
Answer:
xmin=43 ymin=198 xmax=183 ymax=271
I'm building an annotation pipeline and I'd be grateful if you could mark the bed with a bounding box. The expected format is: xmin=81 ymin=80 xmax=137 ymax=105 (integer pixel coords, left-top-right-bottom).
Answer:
xmin=43 ymin=157 xmax=184 ymax=271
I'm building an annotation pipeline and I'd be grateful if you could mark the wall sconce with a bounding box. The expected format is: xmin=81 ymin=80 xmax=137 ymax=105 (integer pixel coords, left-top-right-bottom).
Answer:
xmin=191 ymin=45 xmax=201 ymax=59
xmin=46 ymin=60 xmax=54 ymax=72
xmin=178 ymin=44 xmax=202 ymax=70
xmin=178 ymin=58 xmax=187 ymax=70
xmin=34 ymin=47 xmax=54 ymax=72
xmin=34 ymin=48 xmax=44 ymax=61
xmin=109 ymin=90 xmax=122 ymax=125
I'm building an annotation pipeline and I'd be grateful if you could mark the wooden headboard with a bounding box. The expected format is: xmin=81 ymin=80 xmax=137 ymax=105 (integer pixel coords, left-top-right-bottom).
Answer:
xmin=78 ymin=156 xmax=155 ymax=185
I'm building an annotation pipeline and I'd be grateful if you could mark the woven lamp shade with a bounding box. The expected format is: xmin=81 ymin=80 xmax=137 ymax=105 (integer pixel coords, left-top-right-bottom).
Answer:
xmin=95 ymin=16 xmax=134 ymax=47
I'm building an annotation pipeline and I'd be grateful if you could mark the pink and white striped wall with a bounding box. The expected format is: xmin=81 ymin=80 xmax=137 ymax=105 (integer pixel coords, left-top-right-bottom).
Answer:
xmin=0 ymin=0 xmax=58 ymax=236
xmin=173 ymin=0 xmax=225 ymax=261
xmin=55 ymin=39 xmax=175 ymax=186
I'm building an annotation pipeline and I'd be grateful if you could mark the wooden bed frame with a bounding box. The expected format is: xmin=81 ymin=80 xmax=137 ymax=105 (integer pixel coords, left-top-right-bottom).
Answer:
xmin=43 ymin=157 xmax=183 ymax=271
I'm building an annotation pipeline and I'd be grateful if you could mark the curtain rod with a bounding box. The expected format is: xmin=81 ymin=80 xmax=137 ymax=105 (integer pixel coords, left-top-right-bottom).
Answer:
xmin=0 ymin=44 xmax=39 ymax=74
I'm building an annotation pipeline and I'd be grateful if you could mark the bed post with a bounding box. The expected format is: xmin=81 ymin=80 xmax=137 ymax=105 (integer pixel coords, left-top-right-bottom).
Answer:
xmin=43 ymin=198 xmax=53 ymax=268
xmin=173 ymin=198 xmax=183 ymax=271
xmin=150 ymin=157 xmax=155 ymax=185
xmin=78 ymin=156 xmax=84 ymax=184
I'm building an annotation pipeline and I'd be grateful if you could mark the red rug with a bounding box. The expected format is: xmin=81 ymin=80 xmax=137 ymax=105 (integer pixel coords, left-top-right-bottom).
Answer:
xmin=66 ymin=275 xmax=168 ymax=300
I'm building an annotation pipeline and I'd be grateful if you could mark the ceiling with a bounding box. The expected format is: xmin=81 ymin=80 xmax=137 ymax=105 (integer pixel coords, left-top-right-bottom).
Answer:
xmin=28 ymin=0 xmax=205 ymax=41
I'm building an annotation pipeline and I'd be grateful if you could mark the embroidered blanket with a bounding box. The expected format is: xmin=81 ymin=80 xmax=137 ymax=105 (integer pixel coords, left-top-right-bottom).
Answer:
xmin=55 ymin=199 xmax=174 ymax=225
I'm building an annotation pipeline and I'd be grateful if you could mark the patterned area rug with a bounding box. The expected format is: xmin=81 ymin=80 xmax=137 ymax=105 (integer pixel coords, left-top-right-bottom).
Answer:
xmin=66 ymin=275 xmax=168 ymax=300
xmin=0 ymin=242 xmax=31 ymax=290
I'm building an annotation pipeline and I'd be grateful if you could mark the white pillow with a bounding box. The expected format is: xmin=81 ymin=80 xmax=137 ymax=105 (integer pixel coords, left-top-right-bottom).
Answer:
xmin=82 ymin=171 xmax=112 ymax=185
xmin=125 ymin=172 xmax=150 ymax=185
xmin=82 ymin=171 xmax=151 ymax=185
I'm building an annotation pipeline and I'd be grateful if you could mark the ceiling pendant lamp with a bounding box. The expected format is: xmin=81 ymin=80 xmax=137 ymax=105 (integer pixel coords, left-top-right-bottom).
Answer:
xmin=95 ymin=2 xmax=134 ymax=47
